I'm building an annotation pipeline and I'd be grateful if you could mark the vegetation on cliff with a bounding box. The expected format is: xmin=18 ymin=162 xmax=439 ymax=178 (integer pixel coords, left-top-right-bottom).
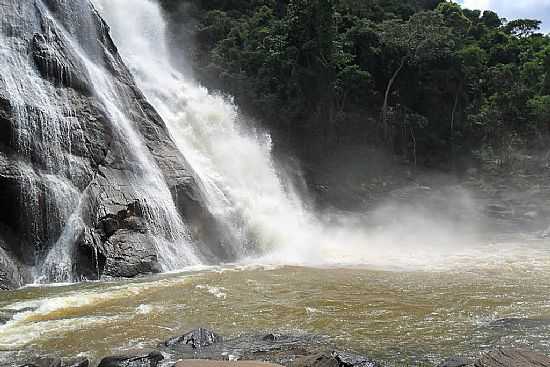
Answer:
xmin=160 ymin=0 xmax=550 ymax=170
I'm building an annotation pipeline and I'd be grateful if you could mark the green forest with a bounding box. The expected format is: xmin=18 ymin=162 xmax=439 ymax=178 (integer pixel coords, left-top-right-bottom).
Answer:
xmin=159 ymin=0 xmax=550 ymax=171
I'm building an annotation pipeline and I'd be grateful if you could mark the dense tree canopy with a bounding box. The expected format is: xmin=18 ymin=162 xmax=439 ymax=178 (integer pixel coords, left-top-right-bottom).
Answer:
xmin=160 ymin=0 xmax=550 ymax=170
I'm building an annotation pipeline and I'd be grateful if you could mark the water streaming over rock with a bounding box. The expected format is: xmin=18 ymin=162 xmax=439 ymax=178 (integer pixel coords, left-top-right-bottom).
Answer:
xmin=88 ymin=0 xmax=491 ymax=269
xmin=0 ymin=0 xmax=518 ymax=289
xmin=0 ymin=1 xmax=86 ymax=281
xmin=0 ymin=0 xmax=211 ymax=285
xmin=92 ymin=0 xmax=326 ymax=262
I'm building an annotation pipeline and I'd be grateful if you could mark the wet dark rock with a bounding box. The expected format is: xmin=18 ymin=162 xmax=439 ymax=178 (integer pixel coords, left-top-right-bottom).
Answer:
xmin=438 ymin=357 xmax=471 ymax=367
xmin=474 ymin=348 xmax=550 ymax=366
xmin=97 ymin=351 xmax=163 ymax=367
xmin=0 ymin=241 xmax=30 ymax=290
xmin=14 ymin=353 xmax=90 ymax=367
xmin=0 ymin=314 xmax=10 ymax=325
xmin=289 ymin=351 xmax=379 ymax=367
xmin=63 ymin=358 xmax=89 ymax=367
xmin=164 ymin=328 xmax=223 ymax=349
xmin=262 ymin=333 xmax=281 ymax=342
xmin=98 ymin=230 xmax=162 ymax=278
xmin=20 ymin=358 xmax=62 ymax=367
xmin=0 ymin=307 xmax=36 ymax=325
xmin=332 ymin=351 xmax=379 ymax=367
xmin=31 ymin=358 xmax=91 ymax=367
xmin=292 ymin=353 xmax=339 ymax=367
xmin=160 ymin=331 xmax=377 ymax=367
xmin=0 ymin=0 xmax=234 ymax=285
xmin=30 ymin=32 xmax=93 ymax=96
xmin=19 ymin=357 xmax=87 ymax=367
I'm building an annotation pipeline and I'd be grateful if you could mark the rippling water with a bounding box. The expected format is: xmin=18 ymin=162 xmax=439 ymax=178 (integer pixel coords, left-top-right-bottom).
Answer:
xmin=1 ymin=241 xmax=550 ymax=366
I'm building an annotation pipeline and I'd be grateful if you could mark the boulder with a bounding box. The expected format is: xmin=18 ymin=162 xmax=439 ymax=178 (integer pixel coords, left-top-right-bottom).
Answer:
xmin=262 ymin=333 xmax=281 ymax=342
xmin=98 ymin=230 xmax=162 ymax=278
xmin=332 ymin=351 xmax=379 ymax=367
xmin=97 ymin=351 xmax=163 ymax=367
xmin=292 ymin=353 xmax=339 ymax=367
xmin=164 ymin=328 xmax=223 ymax=349
xmin=292 ymin=351 xmax=379 ymax=367
xmin=175 ymin=361 xmax=283 ymax=367
xmin=63 ymin=359 xmax=89 ymax=367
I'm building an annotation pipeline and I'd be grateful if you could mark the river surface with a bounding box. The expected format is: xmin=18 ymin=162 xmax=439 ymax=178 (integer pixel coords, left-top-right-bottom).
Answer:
xmin=1 ymin=240 xmax=550 ymax=366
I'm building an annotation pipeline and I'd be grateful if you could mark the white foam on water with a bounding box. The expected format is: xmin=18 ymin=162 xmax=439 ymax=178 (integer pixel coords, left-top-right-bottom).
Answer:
xmin=0 ymin=275 xmax=190 ymax=348
xmin=92 ymin=0 xmax=324 ymax=261
xmin=195 ymin=284 xmax=227 ymax=299
xmin=0 ymin=316 xmax=121 ymax=349
xmin=91 ymin=0 xmax=550 ymax=272
xmin=136 ymin=304 xmax=154 ymax=314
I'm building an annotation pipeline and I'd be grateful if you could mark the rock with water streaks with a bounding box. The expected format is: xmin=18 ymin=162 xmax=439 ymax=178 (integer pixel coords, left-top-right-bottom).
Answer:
xmin=0 ymin=0 xmax=233 ymax=288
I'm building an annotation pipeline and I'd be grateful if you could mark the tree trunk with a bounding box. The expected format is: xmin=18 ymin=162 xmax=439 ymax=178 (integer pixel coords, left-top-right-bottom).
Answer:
xmin=381 ymin=55 xmax=407 ymax=142
xmin=450 ymin=81 xmax=462 ymax=135
xmin=410 ymin=127 xmax=417 ymax=167
xmin=450 ymin=81 xmax=462 ymax=169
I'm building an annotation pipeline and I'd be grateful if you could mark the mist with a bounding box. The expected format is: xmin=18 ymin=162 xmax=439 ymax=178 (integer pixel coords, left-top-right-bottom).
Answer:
xmin=93 ymin=0 xmax=550 ymax=274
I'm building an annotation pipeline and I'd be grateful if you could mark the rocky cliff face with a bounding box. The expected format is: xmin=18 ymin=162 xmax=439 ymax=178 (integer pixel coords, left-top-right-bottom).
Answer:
xmin=0 ymin=0 xmax=230 ymax=289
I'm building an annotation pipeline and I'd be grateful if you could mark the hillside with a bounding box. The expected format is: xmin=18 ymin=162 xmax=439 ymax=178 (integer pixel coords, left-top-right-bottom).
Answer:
xmin=159 ymin=0 xmax=550 ymax=175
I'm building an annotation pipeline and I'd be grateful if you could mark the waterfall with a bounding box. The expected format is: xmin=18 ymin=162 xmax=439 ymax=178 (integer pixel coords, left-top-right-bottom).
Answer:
xmin=36 ymin=0 xmax=202 ymax=276
xmin=0 ymin=0 xmax=201 ymax=283
xmin=90 ymin=0 xmax=489 ymax=268
xmin=0 ymin=2 xmax=85 ymax=280
xmin=0 ymin=0 xmax=505 ymax=285
xmin=92 ymin=0 xmax=325 ymax=261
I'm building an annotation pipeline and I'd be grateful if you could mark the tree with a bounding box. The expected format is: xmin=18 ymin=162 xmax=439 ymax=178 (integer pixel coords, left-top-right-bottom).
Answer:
xmin=159 ymin=0 xmax=550 ymax=170
xmin=436 ymin=1 xmax=471 ymax=34
xmin=480 ymin=10 xmax=502 ymax=28
xmin=504 ymin=19 xmax=542 ymax=38
xmin=379 ymin=11 xmax=454 ymax=141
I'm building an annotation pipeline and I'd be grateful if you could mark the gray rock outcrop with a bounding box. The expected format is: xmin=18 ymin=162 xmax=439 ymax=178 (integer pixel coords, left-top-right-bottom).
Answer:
xmin=473 ymin=348 xmax=550 ymax=367
xmin=0 ymin=0 xmax=232 ymax=289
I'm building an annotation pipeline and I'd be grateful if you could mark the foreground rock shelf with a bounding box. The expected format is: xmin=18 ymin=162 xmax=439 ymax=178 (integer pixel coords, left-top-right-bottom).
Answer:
xmin=18 ymin=328 xmax=550 ymax=367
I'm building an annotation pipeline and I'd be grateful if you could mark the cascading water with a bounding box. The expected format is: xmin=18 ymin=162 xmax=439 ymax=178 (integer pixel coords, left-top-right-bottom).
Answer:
xmin=1 ymin=0 xmax=528 ymax=286
xmin=92 ymin=0 xmax=327 ymax=262
xmin=91 ymin=0 xmax=508 ymax=268
xmin=0 ymin=3 xmax=85 ymax=280
xmin=0 ymin=0 xmax=201 ymax=283
xmin=37 ymin=0 xmax=202 ymax=277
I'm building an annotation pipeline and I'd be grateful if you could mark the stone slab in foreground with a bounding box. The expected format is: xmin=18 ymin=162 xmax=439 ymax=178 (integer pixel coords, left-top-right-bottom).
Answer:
xmin=474 ymin=348 xmax=550 ymax=367
xmin=175 ymin=361 xmax=283 ymax=367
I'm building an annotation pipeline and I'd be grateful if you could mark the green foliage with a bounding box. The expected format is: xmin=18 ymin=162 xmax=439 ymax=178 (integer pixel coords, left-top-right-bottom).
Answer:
xmin=528 ymin=95 xmax=550 ymax=133
xmin=504 ymin=19 xmax=542 ymax=37
xmin=160 ymin=0 xmax=550 ymax=168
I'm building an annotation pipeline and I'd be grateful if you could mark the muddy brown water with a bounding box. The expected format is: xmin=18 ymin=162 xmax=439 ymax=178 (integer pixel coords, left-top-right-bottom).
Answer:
xmin=1 ymin=241 xmax=550 ymax=366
